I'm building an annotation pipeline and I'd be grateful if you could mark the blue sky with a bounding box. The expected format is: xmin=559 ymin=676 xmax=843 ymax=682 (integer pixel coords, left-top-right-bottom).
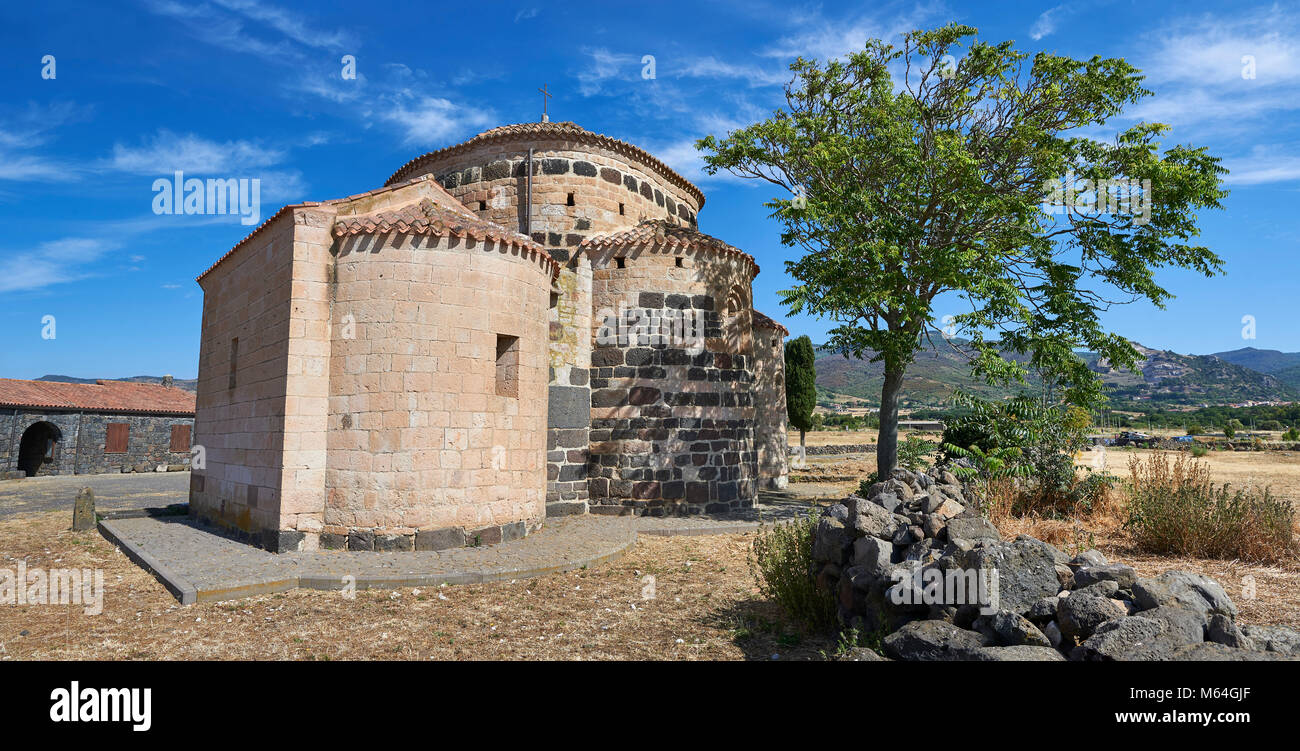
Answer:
xmin=2 ymin=0 xmax=1299 ymax=380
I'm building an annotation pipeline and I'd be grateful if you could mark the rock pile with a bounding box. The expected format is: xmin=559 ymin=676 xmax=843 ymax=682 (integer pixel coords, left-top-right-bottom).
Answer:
xmin=814 ymin=467 xmax=1299 ymax=661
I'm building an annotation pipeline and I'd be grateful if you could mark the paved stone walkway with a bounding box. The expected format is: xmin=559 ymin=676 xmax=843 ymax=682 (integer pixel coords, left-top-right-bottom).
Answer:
xmin=98 ymin=491 xmax=826 ymax=605
xmin=0 ymin=471 xmax=190 ymax=519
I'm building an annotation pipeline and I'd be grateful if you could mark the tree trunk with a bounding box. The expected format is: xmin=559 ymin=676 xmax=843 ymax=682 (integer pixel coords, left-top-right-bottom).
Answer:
xmin=800 ymin=428 xmax=806 ymax=449
xmin=877 ymin=366 xmax=904 ymax=479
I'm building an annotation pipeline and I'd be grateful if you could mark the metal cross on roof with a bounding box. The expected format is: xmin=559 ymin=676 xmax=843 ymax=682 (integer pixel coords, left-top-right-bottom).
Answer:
xmin=538 ymin=84 xmax=552 ymax=122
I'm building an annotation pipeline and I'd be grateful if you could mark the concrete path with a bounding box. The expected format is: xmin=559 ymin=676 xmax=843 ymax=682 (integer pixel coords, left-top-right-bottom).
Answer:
xmin=0 ymin=471 xmax=190 ymax=519
xmin=100 ymin=514 xmax=640 ymax=605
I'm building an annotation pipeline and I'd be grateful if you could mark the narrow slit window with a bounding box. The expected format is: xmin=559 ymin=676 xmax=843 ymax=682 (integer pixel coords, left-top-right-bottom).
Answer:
xmin=478 ymin=200 xmax=487 ymax=211
xmin=618 ymin=203 xmax=625 ymax=215
xmin=615 ymin=257 xmax=626 ymax=269
xmin=674 ymin=257 xmax=683 ymax=268
xmin=228 ymin=337 xmax=239 ymax=390
xmin=567 ymin=193 xmax=575 ymax=206
xmin=495 ymin=334 xmax=520 ymax=398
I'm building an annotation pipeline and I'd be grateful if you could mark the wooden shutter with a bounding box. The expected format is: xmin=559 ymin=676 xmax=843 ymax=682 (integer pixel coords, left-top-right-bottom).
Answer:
xmin=105 ymin=423 xmax=129 ymax=453
xmin=170 ymin=424 xmax=191 ymax=452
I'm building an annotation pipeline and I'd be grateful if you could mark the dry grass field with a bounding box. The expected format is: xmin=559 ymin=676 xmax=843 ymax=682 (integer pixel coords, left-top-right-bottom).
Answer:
xmin=0 ymin=510 xmax=835 ymax=661
xmin=4 ymin=439 xmax=1298 ymax=660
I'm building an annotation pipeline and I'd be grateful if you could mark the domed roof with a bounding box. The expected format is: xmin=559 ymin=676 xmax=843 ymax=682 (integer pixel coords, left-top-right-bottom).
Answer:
xmin=385 ymin=121 xmax=706 ymax=208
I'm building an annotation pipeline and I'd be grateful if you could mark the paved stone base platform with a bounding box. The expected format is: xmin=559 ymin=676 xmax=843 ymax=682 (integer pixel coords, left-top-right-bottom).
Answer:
xmin=98 ymin=493 xmax=821 ymax=605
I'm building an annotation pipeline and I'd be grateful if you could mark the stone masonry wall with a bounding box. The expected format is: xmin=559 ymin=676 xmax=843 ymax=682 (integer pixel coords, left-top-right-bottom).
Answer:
xmin=751 ymin=326 xmax=789 ymax=488
xmin=190 ymin=209 xmax=298 ymax=547
xmin=1 ymin=409 xmax=192 ymax=477
xmin=401 ymin=137 xmax=704 ymax=517
xmin=324 ymin=229 xmax=550 ymax=549
xmin=587 ymin=244 xmax=759 ymax=514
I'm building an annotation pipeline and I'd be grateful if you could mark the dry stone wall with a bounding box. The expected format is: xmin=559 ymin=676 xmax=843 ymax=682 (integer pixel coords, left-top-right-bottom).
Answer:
xmin=816 ymin=467 xmax=1299 ymax=661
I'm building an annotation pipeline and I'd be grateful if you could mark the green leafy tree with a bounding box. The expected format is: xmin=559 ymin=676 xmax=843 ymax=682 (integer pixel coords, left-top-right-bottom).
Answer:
xmin=784 ymin=335 xmax=817 ymax=447
xmin=698 ymin=24 xmax=1226 ymax=478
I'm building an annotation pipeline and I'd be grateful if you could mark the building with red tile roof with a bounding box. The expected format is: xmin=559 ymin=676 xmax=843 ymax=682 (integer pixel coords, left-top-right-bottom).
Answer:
xmin=1 ymin=378 xmax=195 ymax=478
xmin=190 ymin=120 xmax=788 ymax=553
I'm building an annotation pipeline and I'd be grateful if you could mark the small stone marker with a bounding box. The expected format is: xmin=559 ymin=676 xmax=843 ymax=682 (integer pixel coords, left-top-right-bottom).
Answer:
xmin=72 ymin=487 xmax=96 ymax=531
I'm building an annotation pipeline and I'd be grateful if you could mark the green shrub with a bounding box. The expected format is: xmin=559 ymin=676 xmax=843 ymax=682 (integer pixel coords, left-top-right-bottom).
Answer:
xmin=1190 ymin=444 xmax=1209 ymax=458
xmin=1126 ymin=453 xmax=1297 ymax=564
xmin=750 ymin=515 xmax=839 ymax=634
xmin=897 ymin=436 xmax=935 ymax=471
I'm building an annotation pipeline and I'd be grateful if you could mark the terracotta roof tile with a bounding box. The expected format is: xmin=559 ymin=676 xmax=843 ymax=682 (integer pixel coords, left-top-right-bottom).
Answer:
xmin=751 ymin=310 xmax=790 ymax=336
xmin=385 ymin=121 xmax=706 ymax=208
xmin=0 ymin=379 xmax=196 ymax=415
xmin=333 ymin=198 xmax=559 ymax=276
xmin=580 ymin=219 xmax=759 ymax=277
xmin=196 ymin=175 xmax=559 ymax=284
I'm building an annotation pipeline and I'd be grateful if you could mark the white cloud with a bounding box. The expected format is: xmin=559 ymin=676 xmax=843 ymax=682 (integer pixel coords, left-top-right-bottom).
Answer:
xmin=1224 ymin=147 xmax=1300 ymax=185
xmin=1115 ymin=6 xmax=1300 ymax=185
xmin=143 ymin=0 xmax=353 ymax=61
xmin=1030 ymin=5 xmax=1072 ymax=41
xmin=0 ymin=102 xmax=91 ymax=183
xmin=0 ymin=237 xmax=116 ymax=293
xmin=674 ymin=56 xmax=790 ymax=87
xmin=1139 ymin=14 xmax=1300 ymax=88
xmin=209 ymin=0 xmax=352 ymax=50
xmin=105 ymin=130 xmax=284 ymax=175
xmin=514 ymin=7 xmax=540 ymax=23
xmin=368 ymin=95 xmax=494 ymax=147
xmin=0 ymin=155 xmax=75 ymax=182
xmin=643 ymin=137 xmax=751 ymax=186
xmin=576 ymin=48 xmax=641 ymax=96
xmin=292 ymin=72 xmax=366 ymax=104
xmin=760 ymin=3 xmax=942 ymax=62
xmin=102 ymin=131 xmax=306 ymax=201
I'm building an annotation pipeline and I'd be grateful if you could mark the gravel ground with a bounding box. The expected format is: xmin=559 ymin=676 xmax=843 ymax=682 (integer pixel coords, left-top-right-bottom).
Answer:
xmin=0 ymin=471 xmax=189 ymax=519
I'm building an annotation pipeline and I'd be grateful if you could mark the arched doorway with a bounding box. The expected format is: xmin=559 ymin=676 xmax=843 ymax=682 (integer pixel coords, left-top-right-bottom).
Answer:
xmin=17 ymin=421 xmax=61 ymax=476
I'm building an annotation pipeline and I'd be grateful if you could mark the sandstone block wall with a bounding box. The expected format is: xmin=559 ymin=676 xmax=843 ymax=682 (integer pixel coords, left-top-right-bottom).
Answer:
xmin=324 ymin=231 xmax=550 ymax=546
xmin=751 ymin=327 xmax=789 ymax=488
xmin=190 ymin=209 xmax=299 ymax=545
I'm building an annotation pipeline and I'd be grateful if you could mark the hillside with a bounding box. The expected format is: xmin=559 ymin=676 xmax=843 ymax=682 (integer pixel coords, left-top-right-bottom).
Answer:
xmin=36 ymin=374 xmax=198 ymax=392
xmin=1212 ymin=347 xmax=1300 ymax=390
xmin=815 ymin=336 xmax=1296 ymax=408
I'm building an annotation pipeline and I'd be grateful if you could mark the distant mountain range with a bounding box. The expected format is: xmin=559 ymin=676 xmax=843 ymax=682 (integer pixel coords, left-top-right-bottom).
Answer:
xmin=1211 ymin=347 xmax=1300 ymax=391
xmin=35 ymin=374 xmax=198 ymax=392
xmin=30 ymin=344 xmax=1300 ymax=410
xmin=815 ymin=335 xmax=1299 ymax=408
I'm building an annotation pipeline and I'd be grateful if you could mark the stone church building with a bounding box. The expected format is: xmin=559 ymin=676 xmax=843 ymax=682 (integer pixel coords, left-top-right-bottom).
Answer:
xmin=190 ymin=120 xmax=788 ymax=552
